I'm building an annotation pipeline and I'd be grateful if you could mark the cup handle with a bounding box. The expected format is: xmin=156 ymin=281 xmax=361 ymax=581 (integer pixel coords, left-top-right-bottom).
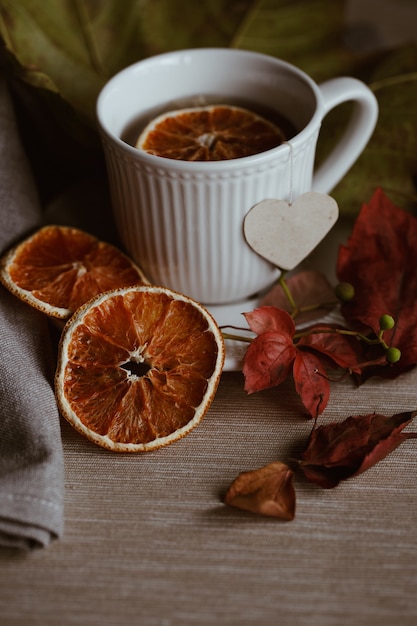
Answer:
xmin=312 ymin=77 xmax=378 ymax=194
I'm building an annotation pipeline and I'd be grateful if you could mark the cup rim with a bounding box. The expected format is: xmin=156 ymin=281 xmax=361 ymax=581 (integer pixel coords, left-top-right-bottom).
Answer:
xmin=96 ymin=47 xmax=323 ymax=172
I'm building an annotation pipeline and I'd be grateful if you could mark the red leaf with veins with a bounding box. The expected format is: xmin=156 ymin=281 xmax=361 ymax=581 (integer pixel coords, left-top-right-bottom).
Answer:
xmin=243 ymin=307 xmax=297 ymax=393
xmin=244 ymin=306 xmax=295 ymax=336
xmin=243 ymin=331 xmax=297 ymax=394
xmin=242 ymin=307 xmax=365 ymax=416
xmin=293 ymin=349 xmax=330 ymax=418
xmin=242 ymin=308 xmax=364 ymax=416
xmin=300 ymin=410 xmax=417 ymax=488
xmin=297 ymin=325 xmax=364 ymax=374
xmin=337 ymin=188 xmax=417 ymax=375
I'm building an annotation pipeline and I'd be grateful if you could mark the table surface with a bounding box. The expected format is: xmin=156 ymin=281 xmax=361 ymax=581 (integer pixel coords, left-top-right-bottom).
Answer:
xmin=1 ymin=2 xmax=417 ymax=625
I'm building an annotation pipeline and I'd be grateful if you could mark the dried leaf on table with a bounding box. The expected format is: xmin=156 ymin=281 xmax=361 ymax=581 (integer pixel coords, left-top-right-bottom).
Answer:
xmin=300 ymin=410 xmax=417 ymax=489
xmin=224 ymin=461 xmax=296 ymax=520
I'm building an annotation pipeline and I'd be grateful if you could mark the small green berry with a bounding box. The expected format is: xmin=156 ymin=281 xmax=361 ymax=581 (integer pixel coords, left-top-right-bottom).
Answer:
xmin=386 ymin=347 xmax=401 ymax=364
xmin=335 ymin=282 xmax=355 ymax=302
xmin=379 ymin=314 xmax=395 ymax=330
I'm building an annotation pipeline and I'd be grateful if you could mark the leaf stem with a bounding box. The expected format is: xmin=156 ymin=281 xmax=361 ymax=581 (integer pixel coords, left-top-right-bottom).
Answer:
xmin=296 ymin=300 xmax=338 ymax=314
xmin=278 ymin=271 xmax=298 ymax=312
xmin=222 ymin=332 xmax=253 ymax=344
xmin=370 ymin=71 xmax=417 ymax=93
xmin=277 ymin=272 xmax=337 ymax=318
xmin=74 ymin=0 xmax=105 ymax=76
xmin=377 ymin=329 xmax=389 ymax=351
xmin=293 ymin=326 xmax=379 ymax=345
xmin=229 ymin=0 xmax=263 ymax=48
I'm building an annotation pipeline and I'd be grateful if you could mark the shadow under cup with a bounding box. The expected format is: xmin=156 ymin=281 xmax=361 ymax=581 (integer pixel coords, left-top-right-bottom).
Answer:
xmin=96 ymin=49 xmax=326 ymax=306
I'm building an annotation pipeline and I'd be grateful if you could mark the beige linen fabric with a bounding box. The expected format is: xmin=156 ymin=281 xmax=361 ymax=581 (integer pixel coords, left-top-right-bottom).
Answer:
xmin=0 ymin=368 xmax=416 ymax=624
xmin=0 ymin=77 xmax=64 ymax=549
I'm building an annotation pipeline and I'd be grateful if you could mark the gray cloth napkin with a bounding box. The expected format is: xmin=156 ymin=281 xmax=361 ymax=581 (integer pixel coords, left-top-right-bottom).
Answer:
xmin=0 ymin=76 xmax=64 ymax=549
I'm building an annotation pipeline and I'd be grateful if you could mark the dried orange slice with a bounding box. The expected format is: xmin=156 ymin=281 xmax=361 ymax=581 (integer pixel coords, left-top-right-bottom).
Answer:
xmin=0 ymin=225 xmax=148 ymax=320
xmin=55 ymin=285 xmax=225 ymax=451
xmin=136 ymin=105 xmax=287 ymax=161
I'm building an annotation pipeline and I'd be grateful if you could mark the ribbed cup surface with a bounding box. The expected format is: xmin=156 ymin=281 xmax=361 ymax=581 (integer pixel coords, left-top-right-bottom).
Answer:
xmin=102 ymin=131 xmax=318 ymax=304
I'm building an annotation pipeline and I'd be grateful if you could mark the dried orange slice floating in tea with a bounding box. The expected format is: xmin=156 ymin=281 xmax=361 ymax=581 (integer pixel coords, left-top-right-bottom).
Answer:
xmin=55 ymin=285 xmax=225 ymax=451
xmin=0 ymin=225 xmax=148 ymax=320
xmin=136 ymin=105 xmax=287 ymax=161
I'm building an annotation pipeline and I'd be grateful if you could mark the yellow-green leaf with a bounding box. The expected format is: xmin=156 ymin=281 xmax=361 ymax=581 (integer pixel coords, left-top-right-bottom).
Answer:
xmin=321 ymin=44 xmax=417 ymax=215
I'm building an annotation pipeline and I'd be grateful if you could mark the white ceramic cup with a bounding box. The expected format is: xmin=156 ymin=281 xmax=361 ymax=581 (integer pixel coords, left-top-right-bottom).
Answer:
xmin=96 ymin=48 xmax=378 ymax=306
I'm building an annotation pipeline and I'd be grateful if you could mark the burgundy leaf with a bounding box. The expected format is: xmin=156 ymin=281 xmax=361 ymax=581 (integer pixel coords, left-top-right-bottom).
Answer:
xmin=224 ymin=461 xmax=296 ymax=520
xmin=243 ymin=331 xmax=297 ymax=393
xmin=244 ymin=306 xmax=296 ymax=336
xmin=300 ymin=410 xmax=417 ymax=488
xmin=293 ymin=349 xmax=330 ymax=418
xmin=296 ymin=324 xmax=364 ymax=374
xmin=337 ymin=188 xmax=417 ymax=375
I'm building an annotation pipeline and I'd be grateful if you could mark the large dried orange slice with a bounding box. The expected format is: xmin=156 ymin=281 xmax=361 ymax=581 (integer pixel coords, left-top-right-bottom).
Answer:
xmin=136 ymin=105 xmax=287 ymax=161
xmin=0 ymin=225 xmax=148 ymax=320
xmin=55 ymin=285 xmax=225 ymax=451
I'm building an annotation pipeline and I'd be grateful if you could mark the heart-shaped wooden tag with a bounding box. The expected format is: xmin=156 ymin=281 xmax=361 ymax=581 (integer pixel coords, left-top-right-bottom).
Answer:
xmin=244 ymin=192 xmax=339 ymax=270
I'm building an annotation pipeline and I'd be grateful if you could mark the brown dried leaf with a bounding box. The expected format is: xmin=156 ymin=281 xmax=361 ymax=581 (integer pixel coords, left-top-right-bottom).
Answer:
xmin=224 ymin=461 xmax=296 ymax=520
xmin=300 ymin=410 xmax=417 ymax=488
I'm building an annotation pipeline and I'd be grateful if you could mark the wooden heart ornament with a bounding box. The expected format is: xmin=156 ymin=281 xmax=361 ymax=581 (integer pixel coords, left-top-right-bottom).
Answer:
xmin=244 ymin=192 xmax=339 ymax=271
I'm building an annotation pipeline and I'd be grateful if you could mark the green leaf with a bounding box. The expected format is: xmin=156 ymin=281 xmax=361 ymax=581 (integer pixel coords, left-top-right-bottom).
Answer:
xmin=231 ymin=0 xmax=358 ymax=82
xmin=321 ymin=44 xmax=417 ymax=215
xmin=0 ymin=0 xmax=253 ymax=198
xmin=139 ymin=0 xmax=253 ymax=56
xmin=0 ymin=0 xmax=146 ymax=122
xmin=0 ymin=0 xmax=251 ymax=122
xmin=0 ymin=0 xmax=360 ymax=123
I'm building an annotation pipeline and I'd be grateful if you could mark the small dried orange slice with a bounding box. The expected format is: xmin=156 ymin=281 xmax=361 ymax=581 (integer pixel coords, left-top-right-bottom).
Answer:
xmin=0 ymin=225 xmax=148 ymax=320
xmin=55 ymin=285 xmax=225 ymax=451
xmin=136 ymin=105 xmax=286 ymax=161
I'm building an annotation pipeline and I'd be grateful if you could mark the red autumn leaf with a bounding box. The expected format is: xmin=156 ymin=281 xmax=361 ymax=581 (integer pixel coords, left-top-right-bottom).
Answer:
xmin=243 ymin=307 xmax=297 ymax=393
xmin=300 ymin=410 xmax=417 ymax=488
xmin=296 ymin=324 xmax=364 ymax=374
xmin=243 ymin=331 xmax=297 ymax=394
xmin=244 ymin=306 xmax=296 ymax=336
xmin=337 ymin=188 xmax=417 ymax=376
xmin=293 ymin=349 xmax=330 ymax=418
xmin=242 ymin=308 xmax=365 ymax=417
xmin=224 ymin=461 xmax=296 ymax=520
